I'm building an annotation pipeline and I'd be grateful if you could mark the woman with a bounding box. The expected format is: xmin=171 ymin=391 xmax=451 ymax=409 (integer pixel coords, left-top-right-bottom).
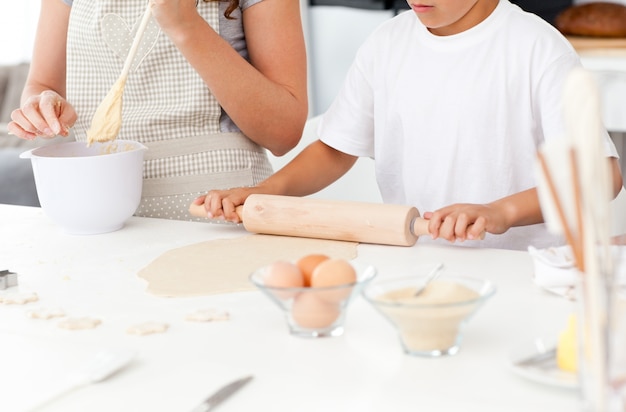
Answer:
xmin=8 ymin=0 xmax=308 ymax=220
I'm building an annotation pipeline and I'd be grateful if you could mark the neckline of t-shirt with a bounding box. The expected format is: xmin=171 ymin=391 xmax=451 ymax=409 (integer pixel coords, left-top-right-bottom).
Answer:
xmin=414 ymin=0 xmax=511 ymax=51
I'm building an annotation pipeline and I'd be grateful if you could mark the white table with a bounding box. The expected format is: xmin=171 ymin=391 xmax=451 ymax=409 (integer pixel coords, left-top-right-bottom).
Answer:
xmin=0 ymin=205 xmax=579 ymax=412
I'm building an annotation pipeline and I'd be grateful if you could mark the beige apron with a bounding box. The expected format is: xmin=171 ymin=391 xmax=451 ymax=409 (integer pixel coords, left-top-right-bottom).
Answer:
xmin=66 ymin=0 xmax=273 ymax=221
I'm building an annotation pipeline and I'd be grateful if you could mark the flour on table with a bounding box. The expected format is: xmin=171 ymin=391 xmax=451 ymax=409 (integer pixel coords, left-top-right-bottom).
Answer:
xmin=137 ymin=234 xmax=358 ymax=297
xmin=127 ymin=321 xmax=169 ymax=335
xmin=58 ymin=317 xmax=101 ymax=330
xmin=186 ymin=308 xmax=230 ymax=322
xmin=27 ymin=307 xmax=66 ymax=319
xmin=0 ymin=292 xmax=39 ymax=305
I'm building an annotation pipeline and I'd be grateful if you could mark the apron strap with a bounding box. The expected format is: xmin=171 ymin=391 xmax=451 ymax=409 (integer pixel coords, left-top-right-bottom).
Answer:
xmin=142 ymin=132 xmax=265 ymax=160
xmin=141 ymin=132 xmax=264 ymax=198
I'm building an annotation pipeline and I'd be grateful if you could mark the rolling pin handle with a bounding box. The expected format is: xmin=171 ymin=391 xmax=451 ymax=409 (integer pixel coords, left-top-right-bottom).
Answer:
xmin=410 ymin=216 xmax=431 ymax=237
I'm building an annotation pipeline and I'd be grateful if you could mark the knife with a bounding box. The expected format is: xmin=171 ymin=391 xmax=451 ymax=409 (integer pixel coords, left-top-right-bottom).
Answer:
xmin=190 ymin=375 xmax=253 ymax=412
xmin=514 ymin=347 xmax=557 ymax=368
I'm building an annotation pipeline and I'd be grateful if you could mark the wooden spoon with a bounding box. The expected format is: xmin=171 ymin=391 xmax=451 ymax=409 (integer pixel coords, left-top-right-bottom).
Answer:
xmin=86 ymin=4 xmax=153 ymax=146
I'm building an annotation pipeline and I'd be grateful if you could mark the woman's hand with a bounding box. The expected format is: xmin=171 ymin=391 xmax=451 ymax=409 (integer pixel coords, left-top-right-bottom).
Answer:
xmin=8 ymin=90 xmax=76 ymax=140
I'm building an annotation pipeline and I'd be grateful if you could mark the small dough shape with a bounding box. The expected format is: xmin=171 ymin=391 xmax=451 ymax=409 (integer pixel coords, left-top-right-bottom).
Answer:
xmin=186 ymin=308 xmax=230 ymax=322
xmin=127 ymin=321 xmax=169 ymax=336
xmin=58 ymin=317 xmax=102 ymax=330
xmin=0 ymin=292 xmax=39 ymax=305
xmin=27 ymin=307 xmax=66 ymax=320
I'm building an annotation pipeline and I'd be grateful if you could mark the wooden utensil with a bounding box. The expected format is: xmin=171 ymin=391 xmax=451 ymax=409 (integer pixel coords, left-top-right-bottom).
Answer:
xmin=86 ymin=4 xmax=153 ymax=146
xmin=190 ymin=194 xmax=431 ymax=246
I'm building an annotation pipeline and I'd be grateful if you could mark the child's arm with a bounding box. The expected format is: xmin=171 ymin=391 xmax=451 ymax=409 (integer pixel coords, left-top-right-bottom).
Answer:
xmin=425 ymin=157 xmax=623 ymax=243
xmin=193 ymin=140 xmax=358 ymax=222
xmin=424 ymin=188 xmax=542 ymax=243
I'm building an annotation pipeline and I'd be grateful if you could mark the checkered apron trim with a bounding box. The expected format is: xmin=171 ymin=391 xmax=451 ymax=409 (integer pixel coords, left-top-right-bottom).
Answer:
xmin=141 ymin=132 xmax=267 ymax=198
xmin=66 ymin=0 xmax=273 ymax=221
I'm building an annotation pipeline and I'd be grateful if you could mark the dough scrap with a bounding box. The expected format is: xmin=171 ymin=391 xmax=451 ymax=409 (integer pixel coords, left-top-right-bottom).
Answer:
xmin=27 ymin=307 xmax=66 ymax=319
xmin=127 ymin=321 xmax=169 ymax=335
xmin=186 ymin=308 xmax=230 ymax=322
xmin=58 ymin=317 xmax=101 ymax=330
xmin=0 ymin=292 xmax=39 ymax=305
xmin=137 ymin=234 xmax=358 ymax=297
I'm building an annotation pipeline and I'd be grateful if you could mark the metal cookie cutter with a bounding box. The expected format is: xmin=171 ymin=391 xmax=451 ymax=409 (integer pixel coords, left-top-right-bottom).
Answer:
xmin=0 ymin=270 xmax=18 ymax=290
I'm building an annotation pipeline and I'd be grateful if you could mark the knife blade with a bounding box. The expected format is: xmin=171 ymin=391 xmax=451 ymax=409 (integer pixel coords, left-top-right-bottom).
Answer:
xmin=514 ymin=347 xmax=557 ymax=368
xmin=190 ymin=375 xmax=253 ymax=412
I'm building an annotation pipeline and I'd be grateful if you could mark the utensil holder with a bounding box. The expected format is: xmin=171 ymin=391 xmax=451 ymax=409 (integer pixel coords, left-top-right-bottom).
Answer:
xmin=575 ymin=259 xmax=624 ymax=411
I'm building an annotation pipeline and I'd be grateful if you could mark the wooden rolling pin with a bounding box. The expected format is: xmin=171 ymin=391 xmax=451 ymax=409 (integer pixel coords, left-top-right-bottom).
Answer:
xmin=189 ymin=194 xmax=431 ymax=246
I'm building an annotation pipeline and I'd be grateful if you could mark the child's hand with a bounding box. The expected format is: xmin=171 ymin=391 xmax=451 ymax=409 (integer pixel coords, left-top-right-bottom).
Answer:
xmin=192 ymin=187 xmax=262 ymax=223
xmin=424 ymin=203 xmax=509 ymax=243
xmin=8 ymin=91 xmax=76 ymax=140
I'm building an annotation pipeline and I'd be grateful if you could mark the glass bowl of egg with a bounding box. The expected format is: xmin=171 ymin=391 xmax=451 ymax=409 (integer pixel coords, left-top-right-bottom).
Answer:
xmin=363 ymin=271 xmax=496 ymax=357
xmin=250 ymin=255 xmax=377 ymax=338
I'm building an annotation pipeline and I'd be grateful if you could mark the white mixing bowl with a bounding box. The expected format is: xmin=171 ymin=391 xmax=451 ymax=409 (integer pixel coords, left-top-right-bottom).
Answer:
xmin=21 ymin=140 xmax=147 ymax=235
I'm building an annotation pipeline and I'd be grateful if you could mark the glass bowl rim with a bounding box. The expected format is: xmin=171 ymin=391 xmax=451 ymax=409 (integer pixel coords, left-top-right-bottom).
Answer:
xmin=362 ymin=274 xmax=496 ymax=309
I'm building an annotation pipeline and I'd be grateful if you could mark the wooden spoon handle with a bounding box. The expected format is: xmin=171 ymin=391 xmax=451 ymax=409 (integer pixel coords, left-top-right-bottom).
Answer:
xmin=120 ymin=4 xmax=153 ymax=79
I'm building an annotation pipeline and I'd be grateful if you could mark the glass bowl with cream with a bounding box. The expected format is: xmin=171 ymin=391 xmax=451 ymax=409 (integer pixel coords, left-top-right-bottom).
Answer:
xmin=250 ymin=257 xmax=377 ymax=338
xmin=363 ymin=273 xmax=496 ymax=357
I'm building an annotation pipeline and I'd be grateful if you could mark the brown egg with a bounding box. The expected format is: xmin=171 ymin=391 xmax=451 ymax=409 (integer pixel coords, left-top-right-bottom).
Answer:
xmin=310 ymin=258 xmax=357 ymax=302
xmin=291 ymin=292 xmax=341 ymax=329
xmin=296 ymin=254 xmax=330 ymax=286
xmin=263 ymin=261 xmax=304 ymax=300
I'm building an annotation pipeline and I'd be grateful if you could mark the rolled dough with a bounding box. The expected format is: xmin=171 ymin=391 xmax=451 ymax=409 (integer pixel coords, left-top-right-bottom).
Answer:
xmin=138 ymin=234 xmax=358 ymax=297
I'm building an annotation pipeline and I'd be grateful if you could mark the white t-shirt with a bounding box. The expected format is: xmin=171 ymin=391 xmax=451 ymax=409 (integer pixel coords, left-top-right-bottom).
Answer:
xmin=319 ymin=0 xmax=619 ymax=251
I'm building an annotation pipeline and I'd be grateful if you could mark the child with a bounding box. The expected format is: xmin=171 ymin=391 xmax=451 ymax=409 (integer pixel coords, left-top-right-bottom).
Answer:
xmin=194 ymin=0 xmax=622 ymax=250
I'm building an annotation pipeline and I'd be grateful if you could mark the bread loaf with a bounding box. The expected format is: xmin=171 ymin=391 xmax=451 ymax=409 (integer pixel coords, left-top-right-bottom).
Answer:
xmin=555 ymin=2 xmax=626 ymax=38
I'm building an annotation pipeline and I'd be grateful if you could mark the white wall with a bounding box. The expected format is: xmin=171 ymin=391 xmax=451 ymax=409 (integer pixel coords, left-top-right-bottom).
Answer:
xmin=305 ymin=6 xmax=392 ymax=116
xmin=0 ymin=2 xmax=40 ymax=65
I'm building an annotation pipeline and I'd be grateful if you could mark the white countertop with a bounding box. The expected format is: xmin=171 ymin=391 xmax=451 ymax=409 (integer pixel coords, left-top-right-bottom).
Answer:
xmin=0 ymin=205 xmax=580 ymax=412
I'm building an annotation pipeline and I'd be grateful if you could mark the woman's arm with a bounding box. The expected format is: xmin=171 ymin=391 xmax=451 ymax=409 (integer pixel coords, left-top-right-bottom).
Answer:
xmin=150 ymin=0 xmax=308 ymax=156
xmin=8 ymin=0 xmax=74 ymax=139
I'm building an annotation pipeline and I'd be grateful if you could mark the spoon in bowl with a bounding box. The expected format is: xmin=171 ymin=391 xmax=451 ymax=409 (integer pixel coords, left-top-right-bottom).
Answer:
xmin=414 ymin=263 xmax=444 ymax=296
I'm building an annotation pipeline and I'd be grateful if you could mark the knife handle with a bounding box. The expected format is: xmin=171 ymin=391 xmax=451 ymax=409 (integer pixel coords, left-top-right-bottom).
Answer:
xmin=190 ymin=375 xmax=253 ymax=412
